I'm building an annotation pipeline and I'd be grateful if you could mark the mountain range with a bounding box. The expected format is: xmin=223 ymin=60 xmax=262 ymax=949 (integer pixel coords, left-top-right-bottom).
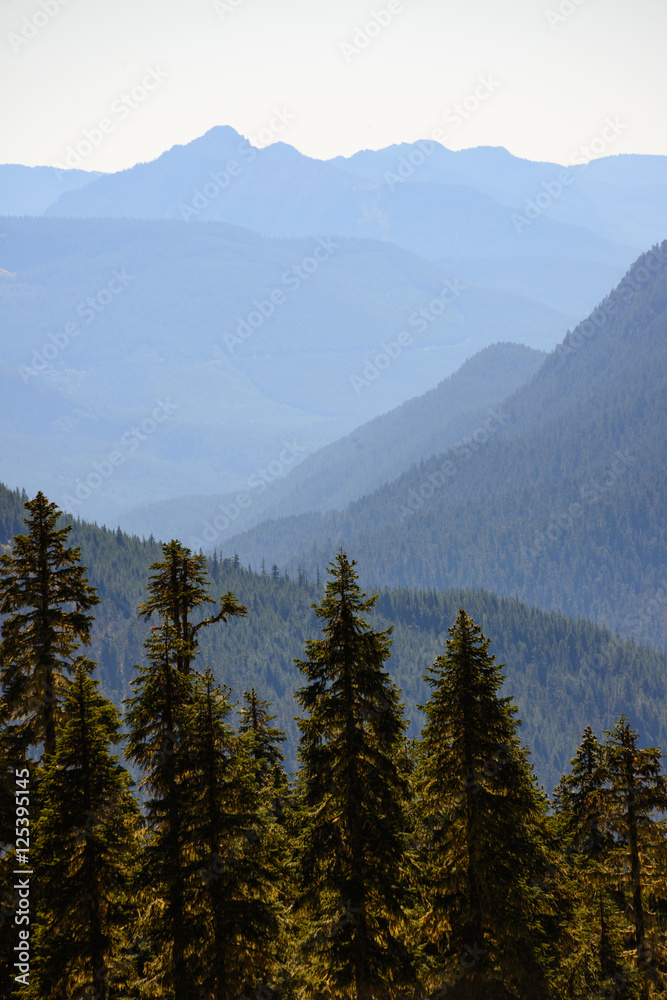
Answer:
xmin=1 ymin=129 xmax=666 ymax=794
xmin=223 ymin=243 xmax=667 ymax=653
xmin=3 ymin=130 xmax=667 ymax=525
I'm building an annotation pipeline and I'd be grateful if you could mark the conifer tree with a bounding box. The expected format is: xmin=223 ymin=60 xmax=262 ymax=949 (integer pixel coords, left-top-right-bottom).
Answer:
xmin=239 ymin=688 xmax=288 ymax=793
xmin=183 ymin=669 xmax=281 ymax=1000
xmin=416 ymin=608 xmax=558 ymax=1000
xmin=294 ymin=550 xmax=416 ymax=1000
xmin=603 ymin=716 xmax=667 ymax=1000
xmin=0 ymin=491 xmax=99 ymax=758
xmin=554 ymin=725 xmax=610 ymax=857
xmin=125 ymin=621 xmax=196 ymax=999
xmin=32 ymin=664 xmax=139 ymax=1000
xmin=127 ymin=555 xmax=248 ymax=1000
xmin=554 ymin=725 xmax=636 ymax=998
xmin=0 ymin=695 xmax=29 ymax=1000
xmin=138 ymin=539 xmax=246 ymax=674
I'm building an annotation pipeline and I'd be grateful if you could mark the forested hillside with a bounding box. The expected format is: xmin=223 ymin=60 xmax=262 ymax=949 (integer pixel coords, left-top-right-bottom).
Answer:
xmin=0 ymin=215 xmax=568 ymax=526
xmin=2 ymin=481 xmax=666 ymax=796
xmin=226 ymin=243 xmax=667 ymax=651
xmin=118 ymin=341 xmax=546 ymax=543
xmin=3 ymin=512 xmax=666 ymax=1000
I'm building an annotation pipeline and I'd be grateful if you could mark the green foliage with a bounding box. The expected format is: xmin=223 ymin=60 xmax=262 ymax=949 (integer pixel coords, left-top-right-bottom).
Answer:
xmin=3 ymin=479 xmax=667 ymax=795
xmin=31 ymin=665 xmax=139 ymax=1000
xmin=415 ymin=609 xmax=559 ymax=999
xmin=238 ymin=687 xmax=287 ymax=791
xmin=182 ymin=669 xmax=283 ymax=1000
xmin=0 ymin=491 xmax=100 ymax=758
xmin=227 ymin=244 xmax=667 ymax=654
xmin=294 ymin=551 xmax=416 ymax=999
xmin=138 ymin=539 xmax=247 ymax=675
xmin=124 ymin=620 xmax=197 ymax=999
xmin=603 ymin=717 xmax=667 ymax=999
xmin=2 ymin=496 xmax=667 ymax=998
xmin=554 ymin=727 xmax=640 ymax=999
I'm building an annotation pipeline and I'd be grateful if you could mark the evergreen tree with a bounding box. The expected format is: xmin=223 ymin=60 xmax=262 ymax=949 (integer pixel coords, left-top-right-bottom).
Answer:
xmin=138 ymin=539 xmax=246 ymax=674
xmin=415 ymin=609 xmax=558 ymax=1000
xmin=294 ymin=551 xmax=416 ymax=1000
xmin=0 ymin=694 xmax=30 ymax=1000
xmin=127 ymin=554 xmax=248 ymax=1000
xmin=32 ymin=664 xmax=139 ymax=1000
xmin=184 ymin=669 xmax=281 ymax=1000
xmin=554 ymin=726 xmax=637 ymax=998
xmin=238 ymin=688 xmax=287 ymax=792
xmin=554 ymin=725 xmax=610 ymax=857
xmin=125 ymin=621 xmax=196 ymax=1000
xmin=603 ymin=716 xmax=667 ymax=1000
xmin=0 ymin=492 xmax=99 ymax=758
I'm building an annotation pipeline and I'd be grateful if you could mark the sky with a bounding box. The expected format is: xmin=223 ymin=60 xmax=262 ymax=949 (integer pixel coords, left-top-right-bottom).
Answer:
xmin=1 ymin=0 xmax=666 ymax=171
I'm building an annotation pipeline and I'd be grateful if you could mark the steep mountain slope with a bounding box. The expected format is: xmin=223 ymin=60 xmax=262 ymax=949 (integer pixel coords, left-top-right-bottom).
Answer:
xmin=117 ymin=342 xmax=546 ymax=545
xmin=0 ymin=216 xmax=567 ymax=525
xmin=2 ymin=480 xmax=666 ymax=796
xmin=225 ymin=243 xmax=667 ymax=651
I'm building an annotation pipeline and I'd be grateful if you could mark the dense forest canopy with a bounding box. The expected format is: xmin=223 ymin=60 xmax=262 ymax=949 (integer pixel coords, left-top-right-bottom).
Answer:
xmin=1 ymin=501 xmax=666 ymax=999
xmin=2 ymin=481 xmax=666 ymax=795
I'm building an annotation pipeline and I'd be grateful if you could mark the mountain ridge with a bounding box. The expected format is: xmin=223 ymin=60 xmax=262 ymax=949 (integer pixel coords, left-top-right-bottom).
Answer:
xmin=223 ymin=242 xmax=667 ymax=651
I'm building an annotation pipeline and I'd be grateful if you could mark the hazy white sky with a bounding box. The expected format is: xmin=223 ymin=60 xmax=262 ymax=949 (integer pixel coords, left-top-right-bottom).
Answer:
xmin=1 ymin=0 xmax=665 ymax=171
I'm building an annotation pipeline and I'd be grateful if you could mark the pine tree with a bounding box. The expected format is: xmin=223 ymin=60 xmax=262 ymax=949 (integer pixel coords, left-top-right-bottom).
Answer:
xmin=603 ymin=716 xmax=667 ymax=1000
xmin=125 ymin=621 xmax=196 ymax=1000
xmin=32 ymin=664 xmax=139 ymax=1000
xmin=0 ymin=492 xmax=99 ymax=758
xmin=138 ymin=539 xmax=246 ymax=674
xmin=294 ymin=550 xmax=416 ymax=1000
xmin=127 ymin=549 xmax=248 ymax=1000
xmin=554 ymin=725 xmax=611 ymax=856
xmin=415 ymin=609 xmax=558 ymax=1000
xmin=0 ymin=694 xmax=30 ymax=1000
xmin=554 ymin=726 xmax=636 ymax=998
xmin=238 ymin=688 xmax=287 ymax=793
xmin=183 ymin=669 xmax=281 ymax=1000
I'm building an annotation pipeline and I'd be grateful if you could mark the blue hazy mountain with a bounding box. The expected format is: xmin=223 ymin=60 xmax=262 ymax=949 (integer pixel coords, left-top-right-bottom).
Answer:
xmin=2 ymin=132 xmax=664 ymax=532
xmin=223 ymin=243 xmax=667 ymax=652
xmin=116 ymin=342 xmax=546 ymax=545
xmin=34 ymin=128 xmax=652 ymax=318
xmin=0 ymin=164 xmax=99 ymax=216
xmin=0 ymin=216 xmax=566 ymax=525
